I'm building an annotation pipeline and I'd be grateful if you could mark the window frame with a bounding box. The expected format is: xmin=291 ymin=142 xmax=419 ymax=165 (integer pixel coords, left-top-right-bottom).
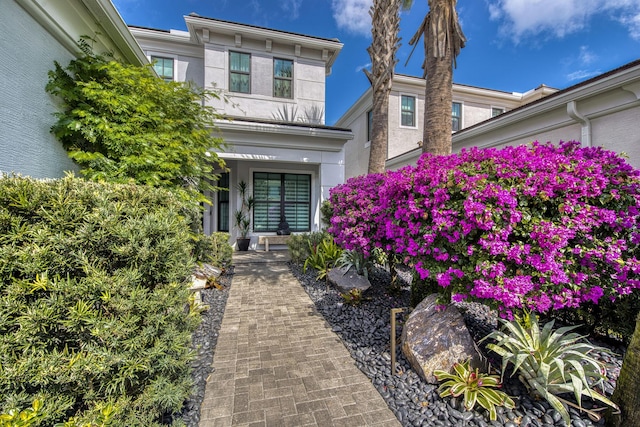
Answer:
xmin=491 ymin=107 xmax=505 ymax=117
xmin=217 ymin=172 xmax=230 ymax=232
xmin=366 ymin=109 xmax=373 ymax=142
xmin=229 ymin=51 xmax=251 ymax=94
xmin=273 ymin=57 xmax=294 ymax=99
xmin=149 ymin=54 xmax=176 ymax=82
xmin=452 ymin=101 xmax=462 ymax=132
xmin=400 ymin=94 xmax=417 ymax=128
xmin=252 ymin=172 xmax=311 ymax=233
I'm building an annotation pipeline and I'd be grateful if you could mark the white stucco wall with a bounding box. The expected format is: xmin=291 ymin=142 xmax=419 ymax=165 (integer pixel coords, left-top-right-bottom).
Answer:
xmin=201 ymin=43 xmax=326 ymax=122
xmin=0 ymin=0 xmax=78 ymax=178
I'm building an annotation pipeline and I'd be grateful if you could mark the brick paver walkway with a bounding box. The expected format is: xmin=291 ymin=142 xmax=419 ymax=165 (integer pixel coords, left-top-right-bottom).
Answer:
xmin=199 ymin=252 xmax=400 ymax=427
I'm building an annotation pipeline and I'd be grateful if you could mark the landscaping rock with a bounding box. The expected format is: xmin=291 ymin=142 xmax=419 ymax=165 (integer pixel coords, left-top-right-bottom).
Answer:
xmin=327 ymin=266 xmax=371 ymax=293
xmin=401 ymin=294 xmax=484 ymax=383
xmin=190 ymin=277 xmax=207 ymax=290
xmin=194 ymin=263 xmax=222 ymax=279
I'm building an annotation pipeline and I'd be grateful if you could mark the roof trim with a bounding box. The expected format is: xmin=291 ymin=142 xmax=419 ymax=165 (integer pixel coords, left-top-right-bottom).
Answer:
xmin=184 ymin=14 xmax=343 ymax=73
xmin=17 ymin=0 xmax=147 ymax=65
xmin=453 ymin=58 xmax=640 ymax=139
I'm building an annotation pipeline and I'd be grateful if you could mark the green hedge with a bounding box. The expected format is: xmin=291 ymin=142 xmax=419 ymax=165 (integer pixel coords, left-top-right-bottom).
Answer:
xmin=0 ymin=176 xmax=200 ymax=426
xmin=287 ymin=231 xmax=329 ymax=265
xmin=192 ymin=232 xmax=232 ymax=269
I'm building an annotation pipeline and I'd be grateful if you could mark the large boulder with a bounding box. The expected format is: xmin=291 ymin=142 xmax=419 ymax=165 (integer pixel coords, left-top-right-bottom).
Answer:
xmin=327 ymin=266 xmax=371 ymax=294
xmin=401 ymin=294 xmax=484 ymax=383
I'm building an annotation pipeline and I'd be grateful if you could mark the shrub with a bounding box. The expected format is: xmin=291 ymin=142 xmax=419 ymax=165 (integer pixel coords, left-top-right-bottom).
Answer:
xmin=192 ymin=232 xmax=232 ymax=268
xmin=483 ymin=313 xmax=618 ymax=426
xmin=330 ymin=142 xmax=640 ymax=319
xmin=46 ymin=38 xmax=226 ymax=209
xmin=287 ymin=231 xmax=328 ymax=264
xmin=336 ymin=250 xmax=372 ymax=279
xmin=329 ymin=173 xmax=388 ymax=257
xmin=303 ymin=236 xmax=343 ymax=281
xmin=0 ymin=176 xmax=200 ymax=426
xmin=340 ymin=289 xmax=364 ymax=306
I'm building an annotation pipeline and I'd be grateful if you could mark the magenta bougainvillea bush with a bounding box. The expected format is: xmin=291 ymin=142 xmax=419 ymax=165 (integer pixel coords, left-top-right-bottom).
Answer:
xmin=329 ymin=141 xmax=640 ymax=318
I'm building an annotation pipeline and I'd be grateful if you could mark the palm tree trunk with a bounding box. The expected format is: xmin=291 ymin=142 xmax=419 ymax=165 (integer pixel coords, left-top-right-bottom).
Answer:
xmin=423 ymin=38 xmax=453 ymax=155
xmin=365 ymin=0 xmax=411 ymax=174
xmin=607 ymin=313 xmax=640 ymax=426
xmin=369 ymin=84 xmax=390 ymax=173
xmin=408 ymin=0 xmax=465 ymax=156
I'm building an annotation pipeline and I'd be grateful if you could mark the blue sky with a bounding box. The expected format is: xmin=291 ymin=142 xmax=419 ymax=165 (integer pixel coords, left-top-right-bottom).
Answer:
xmin=112 ymin=0 xmax=640 ymax=125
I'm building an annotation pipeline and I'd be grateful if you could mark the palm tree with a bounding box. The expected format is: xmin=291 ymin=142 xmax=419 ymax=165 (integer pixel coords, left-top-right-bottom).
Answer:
xmin=365 ymin=0 xmax=413 ymax=174
xmin=607 ymin=313 xmax=640 ymax=426
xmin=408 ymin=0 xmax=465 ymax=155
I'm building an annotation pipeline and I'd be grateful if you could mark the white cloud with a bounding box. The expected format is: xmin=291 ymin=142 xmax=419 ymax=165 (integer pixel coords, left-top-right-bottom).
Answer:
xmin=566 ymin=69 xmax=601 ymax=82
xmin=487 ymin=0 xmax=640 ymax=43
xmin=281 ymin=0 xmax=303 ymax=20
xmin=618 ymin=11 xmax=640 ymax=39
xmin=578 ymin=46 xmax=597 ymax=65
xmin=331 ymin=0 xmax=372 ymax=36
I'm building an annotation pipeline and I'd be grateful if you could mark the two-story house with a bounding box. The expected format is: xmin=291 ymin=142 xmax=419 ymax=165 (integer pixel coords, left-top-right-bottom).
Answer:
xmin=130 ymin=15 xmax=353 ymax=249
xmin=336 ymin=74 xmax=557 ymax=178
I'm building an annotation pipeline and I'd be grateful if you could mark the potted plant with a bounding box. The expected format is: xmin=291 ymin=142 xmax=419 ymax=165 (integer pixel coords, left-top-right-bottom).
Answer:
xmin=234 ymin=180 xmax=254 ymax=251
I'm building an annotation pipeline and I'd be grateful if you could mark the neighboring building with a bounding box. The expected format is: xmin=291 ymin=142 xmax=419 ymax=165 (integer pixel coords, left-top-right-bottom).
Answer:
xmin=336 ymin=74 xmax=557 ymax=178
xmin=130 ymin=15 xmax=353 ymax=248
xmin=448 ymin=58 xmax=640 ymax=170
xmin=0 ymin=0 xmax=147 ymax=179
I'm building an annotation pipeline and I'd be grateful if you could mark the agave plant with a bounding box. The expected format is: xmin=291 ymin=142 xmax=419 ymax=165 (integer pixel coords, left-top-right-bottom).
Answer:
xmin=336 ymin=249 xmax=372 ymax=279
xmin=434 ymin=360 xmax=515 ymax=421
xmin=482 ymin=314 xmax=619 ymax=426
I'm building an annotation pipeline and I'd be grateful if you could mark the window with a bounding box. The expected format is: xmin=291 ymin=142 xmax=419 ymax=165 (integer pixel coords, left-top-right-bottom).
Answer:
xmin=151 ymin=56 xmax=174 ymax=82
xmin=401 ymin=95 xmax=416 ymax=127
xmin=274 ymin=58 xmax=293 ymax=98
xmin=366 ymin=110 xmax=373 ymax=142
xmin=217 ymin=173 xmax=229 ymax=232
xmin=229 ymin=51 xmax=250 ymax=93
xmin=253 ymin=172 xmax=310 ymax=232
xmin=492 ymin=107 xmax=504 ymax=117
xmin=452 ymin=102 xmax=462 ymax=132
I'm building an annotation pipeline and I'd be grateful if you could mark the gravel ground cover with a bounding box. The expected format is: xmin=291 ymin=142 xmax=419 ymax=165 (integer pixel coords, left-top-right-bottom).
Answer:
xmin=182 ymin=266 xmax=234 ymax=427
xmin=290 ymin=262 xmax=625 ymax=427
xmin=181 ymin=261 xmax=625 ymax=427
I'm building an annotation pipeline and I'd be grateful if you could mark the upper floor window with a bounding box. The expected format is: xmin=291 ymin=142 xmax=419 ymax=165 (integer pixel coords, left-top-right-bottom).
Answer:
xmin=151 ymin=56 xmax=174 ymax=82
xmin=274 ymin=58 xmax=293 ymax=98
xmin=401 ymin=95 xmax=416 ymax=127
xmin=366 ymin=110 xmax=373 ymax=142
xmin=452 ymin=102 xmax=462 ymax=132
xmin=492 ymin=107 xmax=504 ymax=117
xmin=230 ymin=51 xmax=251 ymax=93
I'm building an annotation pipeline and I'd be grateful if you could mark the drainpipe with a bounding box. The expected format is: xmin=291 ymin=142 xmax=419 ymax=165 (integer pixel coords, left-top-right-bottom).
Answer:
xmin=567 ymin=101 xmax=592 ymax=147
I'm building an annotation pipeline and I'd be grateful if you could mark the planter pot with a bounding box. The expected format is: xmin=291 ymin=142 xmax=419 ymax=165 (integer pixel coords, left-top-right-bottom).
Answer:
xmin=237 ymin=238 xmax=251 ymax=251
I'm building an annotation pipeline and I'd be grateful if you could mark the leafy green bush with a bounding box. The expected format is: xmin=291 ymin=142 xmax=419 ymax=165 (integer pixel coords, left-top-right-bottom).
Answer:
xmin=340 ymin=289 xmax=365 ymax=306
xmin=434 ymin=360 xmax=514 ymax=421
xmin=320 ymin=199 xmax=333 ymax=230
xmin=0 ymin=176 xmax=200 ymax=426
xmin=192 ymin=232 xmax=232 ymax=268
xmin=483 ymin=313 xmax=618 ymax=426
xmin=550 ymin=294 xmax=640 ymax=344
xmin=287 ymin=231 xmax=328 ymax=264
xmin=303 ymin=236 xmax=343 ymax=281
xmin=46 ymin=38 xmax=226 ymax=209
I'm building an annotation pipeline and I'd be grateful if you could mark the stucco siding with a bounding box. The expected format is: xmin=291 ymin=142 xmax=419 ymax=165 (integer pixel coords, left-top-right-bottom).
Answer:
xmin=0 ymin=0 xmax=77 ymax=178
xmin=592 ymin=106 xmax=640 ymax=169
